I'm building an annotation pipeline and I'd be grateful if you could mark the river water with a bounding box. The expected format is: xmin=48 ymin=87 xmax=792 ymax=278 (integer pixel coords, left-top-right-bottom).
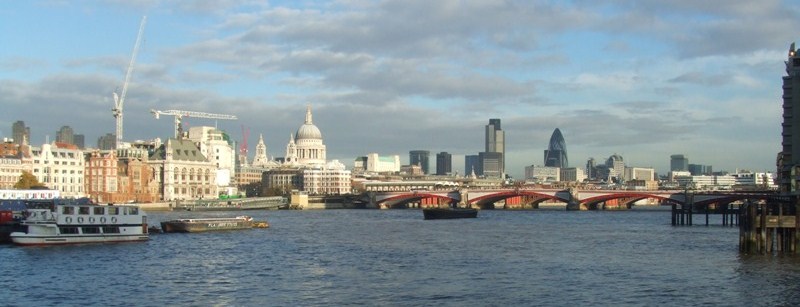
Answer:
xmin=2 ymin=209 xmax=800 ymax=306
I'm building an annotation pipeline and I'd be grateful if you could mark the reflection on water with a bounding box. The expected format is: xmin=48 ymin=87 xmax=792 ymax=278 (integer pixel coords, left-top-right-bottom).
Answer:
xmin=2 ymin=209 xmax=799 ymax=306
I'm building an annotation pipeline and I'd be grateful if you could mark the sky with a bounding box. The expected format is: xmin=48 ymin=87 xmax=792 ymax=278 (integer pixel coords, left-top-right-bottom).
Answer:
xmin=1 ymin=0 xmax=798 ymax=179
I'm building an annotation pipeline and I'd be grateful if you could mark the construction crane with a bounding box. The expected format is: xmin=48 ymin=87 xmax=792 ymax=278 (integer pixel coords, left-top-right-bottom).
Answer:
xmin=239 ymin=125 xmax=250 ymax=166
xmin=150 ymin=109 xmax=238 ymax=139
xmin=112 ymin=15 xmax=147 ymax=149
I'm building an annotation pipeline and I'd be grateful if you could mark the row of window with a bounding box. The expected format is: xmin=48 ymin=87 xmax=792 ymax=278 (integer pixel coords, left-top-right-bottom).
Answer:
xmin=61 ymin=206 xmax=138 ymax=215
xmin=59 ymin=226 xmax=121 ymax=234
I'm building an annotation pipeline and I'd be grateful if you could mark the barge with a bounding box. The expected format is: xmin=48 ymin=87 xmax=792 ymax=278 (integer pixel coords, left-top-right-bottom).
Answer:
xmin=160 ymin=216 xmax=256 ymax=233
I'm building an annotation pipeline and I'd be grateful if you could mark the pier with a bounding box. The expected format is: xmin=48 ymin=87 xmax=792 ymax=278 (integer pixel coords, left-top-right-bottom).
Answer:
xmin=739 ymin=199 xmax=800 ymax=254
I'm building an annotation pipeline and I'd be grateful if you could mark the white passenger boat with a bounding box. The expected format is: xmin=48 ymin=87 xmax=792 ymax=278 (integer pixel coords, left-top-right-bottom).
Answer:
xmin=10 ymin=203 xmax=149 ymax=246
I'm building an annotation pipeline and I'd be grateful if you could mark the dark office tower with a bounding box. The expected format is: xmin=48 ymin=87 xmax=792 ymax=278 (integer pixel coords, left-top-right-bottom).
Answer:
xmin=780 ymin=43 xmax=800 ymax=192
xmin=409 ymin=150 xmax=430 ymax=174
xmin=543 ymin=128 xmax=568 ymax=168
xmin=586 ymin=157 xmax=596 ymax=180
xmin=97 ymin=133 xmax=116 ymax=150
xmin=484 ymin=119 xmax=505 ymax=175
xmin=670 ymin=154 xmax=689 ymax=171
xmin=73 ymin=134 xmax=85 ymax=149
xmin=465 ymin=154 xmax=481 ymax=176
xmin=56 ymin=126 xmax=74 ymax=145
xmin=436 ymin=152 xmax=452 ymax=176
xmin=12 ymin=121 xmax=30 ymax=145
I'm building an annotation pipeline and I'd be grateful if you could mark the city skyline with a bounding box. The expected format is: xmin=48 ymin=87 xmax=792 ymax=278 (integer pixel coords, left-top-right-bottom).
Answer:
xmin=2 ymin=1 xmax=797 ymax=178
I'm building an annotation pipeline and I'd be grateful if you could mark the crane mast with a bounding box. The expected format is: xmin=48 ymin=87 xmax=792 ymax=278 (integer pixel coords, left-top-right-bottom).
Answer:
xmin=113 ymin=15 xmax=147 ymax=149
xmin=150 ymin=109 xmax=238 ymax=139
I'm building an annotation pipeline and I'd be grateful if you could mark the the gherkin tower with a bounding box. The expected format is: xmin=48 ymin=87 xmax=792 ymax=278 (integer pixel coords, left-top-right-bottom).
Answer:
xmin=544 ymin=128 xmax=568 ymax=168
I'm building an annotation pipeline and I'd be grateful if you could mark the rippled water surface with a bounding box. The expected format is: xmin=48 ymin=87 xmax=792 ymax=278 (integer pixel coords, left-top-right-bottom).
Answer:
xmin=3 ymin=209 xmax=800 ymax=306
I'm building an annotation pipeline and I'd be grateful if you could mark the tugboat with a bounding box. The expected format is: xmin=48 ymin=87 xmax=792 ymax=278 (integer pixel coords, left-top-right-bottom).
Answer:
xmin=10 ymin=203 xmax=149 ymax=246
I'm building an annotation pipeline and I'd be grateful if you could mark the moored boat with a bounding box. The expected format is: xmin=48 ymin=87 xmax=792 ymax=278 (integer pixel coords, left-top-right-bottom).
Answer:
xmin=10 ymin=203 xmax=149 ymax=246
xmin=423 ymin=207 xmax=478 ymax=220
xmin=160 ymin=216 xmax=255 ymax=233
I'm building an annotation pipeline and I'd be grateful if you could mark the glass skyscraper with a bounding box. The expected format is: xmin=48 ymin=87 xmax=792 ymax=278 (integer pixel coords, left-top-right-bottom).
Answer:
xmin=544 ymin=128 xmax=568 ymax=168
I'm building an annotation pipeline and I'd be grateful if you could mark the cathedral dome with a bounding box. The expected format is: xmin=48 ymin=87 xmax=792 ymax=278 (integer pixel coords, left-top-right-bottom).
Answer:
xmin=295 ymin=106 xmax=322 ymax=140
xmin=296 ymin=123 xmax=322 ymax=140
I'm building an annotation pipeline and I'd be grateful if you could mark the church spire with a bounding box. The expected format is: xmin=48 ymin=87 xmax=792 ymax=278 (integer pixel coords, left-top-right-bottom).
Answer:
xmin=305 ymin=105 xmax=313 ymax=124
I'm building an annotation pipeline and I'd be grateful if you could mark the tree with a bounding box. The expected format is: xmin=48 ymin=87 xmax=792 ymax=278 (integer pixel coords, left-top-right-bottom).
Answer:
xmin=14 ymin=171 xmax=46 ymax=189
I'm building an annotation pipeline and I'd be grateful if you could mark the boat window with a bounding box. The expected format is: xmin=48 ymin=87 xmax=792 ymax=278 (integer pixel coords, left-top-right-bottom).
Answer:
xmin=102 ymin=226 xmax=120 ymax=234
xmin=82 ymin=227 xmax=100 ymax=234
xmin=108 ymin=207 xmax=119 ymax=215
xmin=93 ymin=207 xmax=105 ymax=215
xmin=78 ymin=207 xmax=90 ymax=215
xmin=128 ymin=207 xmax=139 ymax=215
xmin=59 ymin=227 xmax=79 ymax=234
xmin=62 ymin=206 xmax=74 ymax=215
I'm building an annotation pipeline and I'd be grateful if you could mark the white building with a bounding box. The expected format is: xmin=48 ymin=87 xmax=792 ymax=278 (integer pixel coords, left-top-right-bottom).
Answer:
xmin=624 ymin=167 xmax=655 ymax=181
xmin=0 ymin=156 xmax=30 ymax=189
xmin=149 ymin=138 xmax=218 ymax=201
xmin=29 ymin=143 xmax=85 ymax=197
xmin=525 ymin=165 xmax=560 ymax=182
xmin=560 ymin=167 xmax=586 ymax=182
xmin=733 ymin=172 xmax=778 ymax=189
xmin=285 ymin=106 xmax=327 ymax=166
xmin=187 ymin=126 xmax=237 ymax=190
xmin=302 ymin=160 xmax=352 ymax=195
xmin=366 ymin=153 xmax=401 ymax=173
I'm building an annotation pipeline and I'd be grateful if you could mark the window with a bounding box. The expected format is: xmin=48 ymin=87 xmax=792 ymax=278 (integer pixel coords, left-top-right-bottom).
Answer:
xmin=62 ymin=206 xmax=74 ymax=214
xmin=102 ymin=226 xmax=120 ymax=234
xmin=59 ymin=227 xmax=79 ymax=234
xmin=78 ymin=207 xmax=90 ymax=215
xmin=108 ymin=207 xmax=119 ymax=215
xmin=81 ymin=227 xmax=100 ymax=234
xmin=93 ymin=207 xmax=105 ymax=215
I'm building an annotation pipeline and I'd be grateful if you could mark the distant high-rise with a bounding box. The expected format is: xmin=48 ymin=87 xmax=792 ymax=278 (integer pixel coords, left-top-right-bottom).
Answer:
xmin=465 ymin=154 xmax=480 ymax=176
xmin=688 ymin=164 xmax=712 ymax=175
xmin=483 ymin=119 xmax=505 ymax=177
xmin=55 ymin=126 xmax=74 ymax=145
xmin=73 ymin=134 xmax=85 ymax=149
xmin=544 ymin=128 xmax=568 ymax=168
xmin=436 ymin=152 xmax=452 ymax=176
xmin=12 ymin=121 xmax=29 ymax=145
xmin=97 ymin=133 xmax=116 ymax=150
xmin=409 ymin=150 xmax=430 ymax=174
xmin=780 ymin=43 xmax=800 ymax=192
xmin=670 ymin=154 xmax=689 ymax=171
xmin=586 ymin=157 xmax=597 ymax=180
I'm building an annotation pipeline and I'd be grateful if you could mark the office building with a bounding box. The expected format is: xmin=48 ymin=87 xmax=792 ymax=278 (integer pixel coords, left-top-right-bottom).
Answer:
xmin=780 ymin=42 xmax=800 ymax=192
xmin=544 ymin=128 xmax=568 ymax=168
xmin=465 ymin=154 xmax=480 ymax=176
xmin=12 ymin=121 xmax=30 ymax=145
xmin=436 ymin=152 xmax=452 ymax=176
xmin=484 ymin=119 xmax=505 ymax=175
xmin=55 ymin=126 xmax=74 ymax=145
xmin=409 ymin=150 xmax=430 ymax=174
xmin=670 ymin=154 xmax=689 ymax=172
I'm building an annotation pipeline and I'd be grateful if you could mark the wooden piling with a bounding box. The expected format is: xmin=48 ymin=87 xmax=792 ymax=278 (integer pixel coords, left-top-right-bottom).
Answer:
xmin=739 ymin=199 xmax=799 ymax=254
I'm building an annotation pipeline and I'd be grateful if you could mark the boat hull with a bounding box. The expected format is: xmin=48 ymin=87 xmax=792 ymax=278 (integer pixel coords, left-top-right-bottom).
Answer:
xmin=423 ymin=208 xmax=478 ymax=220
xmin=10 ymin=233 xmax=148 ymax=246
xmin=160 ymin=219 xmax=253 ymax=233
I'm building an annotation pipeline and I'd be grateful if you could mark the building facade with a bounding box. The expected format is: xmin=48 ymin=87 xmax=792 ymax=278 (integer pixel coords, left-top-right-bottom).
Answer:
xmin=544 ymin=128 xmax=568 ymax=168
xmin=436 ymin=152 xmax=452 ymax=176
xmin=780 ymin=43 xmax=800 ymax=193
xmin=670 ymin=154 xmax=689 ymax=172
xmin=12 ymin=121 xmax=30 ymax=145
xmin=484 ymin=119 xmax=505 ymax=176
xmin=148 ymin=138 xmax=218 ymax=201
xmin=524 ymin=165 xmax=560 ymax=182
xmin=409 ymin=150 xmax=430 ymax=174
xmin=29 ymin=143 xmax=85 ymax=197
xmin=285 ymin=106 xmax=327 ymax=166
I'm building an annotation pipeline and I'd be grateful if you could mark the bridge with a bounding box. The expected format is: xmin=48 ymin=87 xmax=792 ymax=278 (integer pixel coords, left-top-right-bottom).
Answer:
xmin=362 ymin=188 xmax=786 ymax=210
